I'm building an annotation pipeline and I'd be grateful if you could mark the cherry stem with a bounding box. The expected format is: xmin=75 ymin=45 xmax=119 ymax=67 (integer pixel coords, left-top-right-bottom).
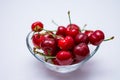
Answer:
xmin=81 ymin=24 xmax=87 ymax=32
xmin=48 ymin=32 xmax=56 ymax=38
xmin=104 ymin=36 xmax=114 ymax=41
xmin=33 ymin=47 xmax=56 ymax=60
xmin=68 ymin=11 xmax=72 ymax=25
xmin=52 ymin=20 xmax=59 ymax=26
xmin=42 ymin=28 xmax=56 ymax=32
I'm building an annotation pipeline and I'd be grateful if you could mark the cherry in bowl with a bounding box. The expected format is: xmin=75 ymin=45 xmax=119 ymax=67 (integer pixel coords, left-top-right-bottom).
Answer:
xmin=26 ymin=31 xmax=100 ymax=73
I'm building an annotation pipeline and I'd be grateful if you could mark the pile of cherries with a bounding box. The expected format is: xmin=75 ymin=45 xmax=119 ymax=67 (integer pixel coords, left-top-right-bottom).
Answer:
xmin=31 ymin=11 xmax=114 ymax=65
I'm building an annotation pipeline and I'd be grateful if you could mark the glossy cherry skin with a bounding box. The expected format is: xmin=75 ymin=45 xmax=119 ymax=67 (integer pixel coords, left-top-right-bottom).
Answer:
xmin=32 ymin=34 xmax=45 ymax=48
xmin=58 ymin=36 xmax=74 ymax=50
xmin=73 ymin=43 xmax=90 ymax=62
xmin=56 ymin=26 xmax=66 ymax=36
xmin=52 ymin=59 xmax=60 ymax=65
xmin=56 ymin=51 xmax=73 ymax=65
xmin=66 ymin=24 xmax=80 ymax=38
xmin=41 ymin=38 xmax=57 ymax=56
xmin=89 ymin=30 xmax=105 ymax=46
xmin=84 ymin=30 xmax=94 ymax=37
xmin=75 ymin=33 xmax=89 ymax=44
xmin=31 ymin=21 xmax=43 ymax=32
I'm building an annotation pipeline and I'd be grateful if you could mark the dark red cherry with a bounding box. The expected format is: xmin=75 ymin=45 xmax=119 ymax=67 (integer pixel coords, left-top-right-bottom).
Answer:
xmin=56 ymin=51 xmax=73 ymax=65
xmin=89 ymin=30 xmax=105 ymax=46
xmin=84 ymin=30 xmax=94 ymax=37
xmin=56 ymin=26 xmax=66 ymax=36
xmin=52 ymin=59 xmax=60 ymax=65
xmin=73 ymin=43 xmax=90 ymax=62
xmin=41 ymin=38 xmax=56 ymax=56
xmin=75 ymin=33 xmax=89 ymax=44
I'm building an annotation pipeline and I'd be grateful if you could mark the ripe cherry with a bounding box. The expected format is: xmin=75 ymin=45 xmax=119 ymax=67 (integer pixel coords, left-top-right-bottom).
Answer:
xmin=56 ymin=51 xmax=73 ymax=65
xmin=84 ymin=30 xmax=94 ymax=37
xmin=56 ymin=26 xmax=66 ymax=36
xmin=89 ymin=30 xmax=105 ymax=46
xmin=66 ymin=24 xmax=80 ymax=38
xmin=31 ymin=21 xmax=43 ymax=32
xmin=58 ymin=36 xmax=74 ymax=50
xmin=52 ymin=59 xmax=60 ymax=65
xmin=41 ymin=38 xmax=57 ymax=56
xmin=32 ymin=34 xmax=45 ymax=48
xmin=66 ymin=11 xmax=80 ymax=38
xmin=73 ymin=43 xmax=90 ymax=62
xmin=75 ymin=33 xmax=89 ymax=44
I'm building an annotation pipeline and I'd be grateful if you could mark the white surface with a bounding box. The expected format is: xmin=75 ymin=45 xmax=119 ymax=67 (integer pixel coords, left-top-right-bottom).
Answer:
xmin=0 ymin=0 xmax=120 ymax=80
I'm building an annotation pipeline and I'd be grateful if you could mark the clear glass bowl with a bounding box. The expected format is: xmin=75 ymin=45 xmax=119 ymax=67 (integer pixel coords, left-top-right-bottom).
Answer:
xmin=26 ymin=31 xmax=100 ymax=73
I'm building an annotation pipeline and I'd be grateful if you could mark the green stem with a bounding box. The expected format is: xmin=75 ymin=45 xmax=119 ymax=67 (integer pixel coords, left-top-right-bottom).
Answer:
xmin=81 ymin=24 xmax=87 ymax=32
xmin=33 ymin=48 xmax=56 ymax=60
xmin=47 ymin=31 xmax=57 ymax=38
xmin=52 ymin=20 xmax=59 ymax=26
xmin=104 ymin=36 xmax=114 ymax=41
xmin=68 ymin=11 xmax=72 ymax=25
xmin=42 ymin=28 xmax=56 ymax=32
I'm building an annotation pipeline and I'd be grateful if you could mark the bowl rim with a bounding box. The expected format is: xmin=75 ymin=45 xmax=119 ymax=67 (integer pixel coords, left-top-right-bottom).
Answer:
xmin=26 ymin=31 xmax=100 ymax=67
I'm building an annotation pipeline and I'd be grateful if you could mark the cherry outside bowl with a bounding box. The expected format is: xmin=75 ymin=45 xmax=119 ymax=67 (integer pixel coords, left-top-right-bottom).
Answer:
xmin=26 ymin=31 xmax=100 ymax=73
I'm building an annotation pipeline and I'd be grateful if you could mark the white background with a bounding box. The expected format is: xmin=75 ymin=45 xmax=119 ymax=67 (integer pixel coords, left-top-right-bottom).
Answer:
xmin=0 ymin=0 xmax=120 ymax=80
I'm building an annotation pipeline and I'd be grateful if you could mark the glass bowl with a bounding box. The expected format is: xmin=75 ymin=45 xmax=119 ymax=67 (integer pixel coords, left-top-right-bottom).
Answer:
xmin=26 ymin=31 xmax=100 ymax=73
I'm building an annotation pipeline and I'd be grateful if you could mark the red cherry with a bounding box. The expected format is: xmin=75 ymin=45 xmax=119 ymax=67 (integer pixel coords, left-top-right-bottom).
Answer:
xmin=44 ymin=32 xmax=54 ymax=39
xmin=52 ymin=59 xmax=60 ymax=65
xmin=32 ymin=34 xmax=45 ymax=48
xmin=84 ymin=30 xmax=94 ymax=37
xmin=89 ymin=30 xmax=105 ymax=46
xmin=56 ymin=51 xmax=73 ymax=65
xmin=56 ymin=26 xmax=66 ymax=36
xmin=66 ymin=24 xmax=80 ymax=38
xmin=41 ymin=38 xmax=57 ymax=56
xmin=58 ymin=36 xmax=74 ymax=50
xmin=73 ymin=43 xmax=90 ymax=62
xmin=75 ymin=33 xmax=89 ymax=44
xmin=31 ymin=21 xmax=43 ymax=32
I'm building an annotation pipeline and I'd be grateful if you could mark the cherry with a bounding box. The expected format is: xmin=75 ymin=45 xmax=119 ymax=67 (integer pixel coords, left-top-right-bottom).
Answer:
xmin=32 ymin=31 xmax=55 ymax=48
xmin=41 ymin=38 xmax=57 ymax=56
xmin=58 ymin=36 xmax=74 ymax=50
xmin=75 ymin=33 xmax=89 ymax=44
xmin=66 ymin=24 xmax=80 ymax=38
xmin=73 ymin=43 xmax=90 ymax=62
xmin=66 ymin=11 xmax=80 ymax=38
xmin=32 ymin=33 xmax=45 ymax=48
xmin=56 ymin=26 xmax=66 ymax=36
xmin=84 ymin=30 xmax=94 ymax=37
xmin=31 ymin=21 xmax=43 ymax=32
xmin=89 ymin=30 xmax=105 ymax=46
xmin=52 ymin=59 xmax=60 ymax=65
xmin=56 ymin=51 xmax=73 ymax=65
